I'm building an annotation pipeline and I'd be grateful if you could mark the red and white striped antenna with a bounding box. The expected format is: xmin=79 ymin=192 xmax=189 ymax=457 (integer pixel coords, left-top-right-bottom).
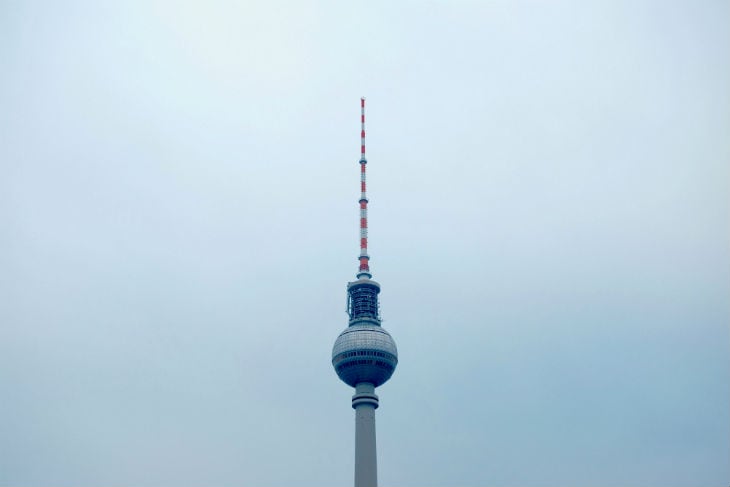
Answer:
xmin=357 ymin=97 xmax=371 ymax=279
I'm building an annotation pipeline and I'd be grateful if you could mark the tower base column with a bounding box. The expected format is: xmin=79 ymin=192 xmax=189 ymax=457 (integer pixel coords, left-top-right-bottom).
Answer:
xmin=352 ymin=382 xmax=379 ymax=487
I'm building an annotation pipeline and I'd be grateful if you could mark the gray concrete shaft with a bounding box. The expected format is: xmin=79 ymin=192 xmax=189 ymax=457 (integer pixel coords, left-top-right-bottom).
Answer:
xmin=352 ymin=382 xmax=379 ymax=487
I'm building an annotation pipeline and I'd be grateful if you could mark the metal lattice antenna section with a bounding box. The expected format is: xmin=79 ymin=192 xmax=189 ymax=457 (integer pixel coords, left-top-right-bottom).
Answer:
xmin=358 ymin=97 xmax=371 ymax=279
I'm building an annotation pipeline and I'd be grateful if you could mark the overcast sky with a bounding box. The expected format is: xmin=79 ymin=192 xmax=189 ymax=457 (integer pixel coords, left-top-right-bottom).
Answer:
xmin=1 ymin=1 xmax=728 ymax=486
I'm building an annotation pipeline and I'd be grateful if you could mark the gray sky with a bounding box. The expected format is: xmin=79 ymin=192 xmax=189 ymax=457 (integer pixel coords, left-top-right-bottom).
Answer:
xmin=1 ymin=1 xmax=728 ymax=486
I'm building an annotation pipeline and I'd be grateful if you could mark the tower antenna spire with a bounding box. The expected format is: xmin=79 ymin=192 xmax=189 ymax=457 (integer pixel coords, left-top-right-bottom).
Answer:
xmin=358 ymin=97 xmax=371 ymax=279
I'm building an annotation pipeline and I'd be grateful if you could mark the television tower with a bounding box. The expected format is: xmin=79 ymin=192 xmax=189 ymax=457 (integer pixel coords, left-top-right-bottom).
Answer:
xmin=332 ymin=97 xmax=398 ymax=487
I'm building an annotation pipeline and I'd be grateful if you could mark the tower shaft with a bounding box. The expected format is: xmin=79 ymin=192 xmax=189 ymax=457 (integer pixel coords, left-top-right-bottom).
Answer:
xmin=353 ymin=383 xmax=379 ymax=487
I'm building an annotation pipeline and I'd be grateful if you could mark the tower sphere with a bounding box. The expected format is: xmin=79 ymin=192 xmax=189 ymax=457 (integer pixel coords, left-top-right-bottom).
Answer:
xmin=332 ymin=324 xmax=398 ymax=388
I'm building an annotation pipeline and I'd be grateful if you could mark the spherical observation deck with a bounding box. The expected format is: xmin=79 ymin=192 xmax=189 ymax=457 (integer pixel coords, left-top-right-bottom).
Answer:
xmin=332 ymin=324 xmax=398 ymax=388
